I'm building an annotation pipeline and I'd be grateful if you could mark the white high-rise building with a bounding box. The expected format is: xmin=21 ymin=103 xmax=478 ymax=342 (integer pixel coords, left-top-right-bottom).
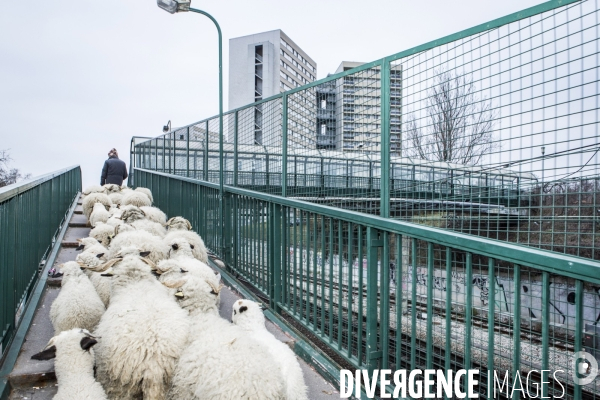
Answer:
xmin=333 ymin=61 xmax=402 ymax=156
xmin=228 ymin=29 xmax=317 ymax=147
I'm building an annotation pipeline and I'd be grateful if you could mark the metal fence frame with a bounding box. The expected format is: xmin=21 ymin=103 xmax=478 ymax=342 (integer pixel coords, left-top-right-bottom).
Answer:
xmin=0 ymin=166 xmax=81 ymax=365
xmin=135 ymin=167 xmax=600 ymax=398
xmin=130 ymin=0 xmax=600 ymax=397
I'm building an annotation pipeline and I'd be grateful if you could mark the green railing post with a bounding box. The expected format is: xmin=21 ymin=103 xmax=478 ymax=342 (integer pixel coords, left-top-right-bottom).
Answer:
xmin=204 ymin=120 xmax=209 ymax=181
xmin=162 ymin=136 xmax=166 ymax=173
xmin=512 ymin=264 xmax=521 ymax=383
xmin=541 ymin=271 xmax=550 ymax=399
xmin=366 ymin=226 xmax=382 ymax=373
xmin=380 ymin=58 xmax=391 ymax=218
xmin=270 ymin=203 xmax=282 ymax=313
xmin=223 ymin=191 xmax=232 ymax=267
xmin=234 ymin=111 xmax=239 ymax=187
xmin=186 ymin=127 xmax=190 ymax=177
xmin=282 ymin=93 xmax=288 ymax=198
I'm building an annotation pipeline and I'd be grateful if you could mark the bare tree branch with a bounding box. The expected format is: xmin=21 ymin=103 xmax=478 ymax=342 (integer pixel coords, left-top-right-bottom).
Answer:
xmin=405 ymin=71 xmax=498 ymax=165
xmin=0 ymin=149 xmax=30 ymax=188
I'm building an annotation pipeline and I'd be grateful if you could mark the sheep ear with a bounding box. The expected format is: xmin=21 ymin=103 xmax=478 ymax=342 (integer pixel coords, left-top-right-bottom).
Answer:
xmin=53 ymin=272 xmax=64 ymax=278
xmin=171 ymin=243 xmax=179 ymax=250
xmin=80 ymin=337 xmax=97 ymax=351
xmin=140 ymin=258 xmax=156 ymax=270
xmin=91 ymin=258 xmax=121 ymax=272
xmin=139 ymin=251 xmax=151 ymax=258
xmin=166 ymin=217 xmax=175 ymax=226
xmin=239 ymin=306 xmax=248 ymax=314
xmin=162 ymin=280 xmax=185 ymax=289
xmin=175 ymin=289 xmax=184 ymax=299
xmin=180 ymin=268 xmax=188 ymax=273
xmin=186 ymin=220 xmax=192 ymax=230
xmin=96 ymin=253 xmax=105 ymax=259
xmin=140 ymin=209 xmax=146 ymax=216
xmin=190 ymin=244 xmax=195 ymax=249
xmin=31 ymin=346 xmax=57 ymax=361
xmin=76 ymin=244 xmax=85 ymax=251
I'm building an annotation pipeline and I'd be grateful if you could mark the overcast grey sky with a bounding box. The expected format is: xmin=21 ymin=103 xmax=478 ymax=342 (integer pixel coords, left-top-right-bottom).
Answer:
xmin=0 ymin=0 xmax=543 ymax=188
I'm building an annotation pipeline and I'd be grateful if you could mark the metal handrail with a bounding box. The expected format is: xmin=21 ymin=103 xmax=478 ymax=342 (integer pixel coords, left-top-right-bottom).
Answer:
xmin=134 ymin=167 xmax=600 ymax=283
xmin=0 ymin=165 xmax=80 ymax=204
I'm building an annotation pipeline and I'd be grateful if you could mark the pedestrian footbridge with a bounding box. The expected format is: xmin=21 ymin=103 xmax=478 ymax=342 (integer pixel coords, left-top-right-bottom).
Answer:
xmin=3 ymin=0 xmax=600 ymax=398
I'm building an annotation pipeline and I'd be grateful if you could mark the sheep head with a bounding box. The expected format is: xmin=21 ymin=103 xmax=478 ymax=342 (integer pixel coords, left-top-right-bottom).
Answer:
xmin=162 ymin=276 xmax=219 ymax=315
xmin=120 ymin=206 xmax=146 ymax=223
xmin=165 ymin=217 xmax=192 ymax=231
xmin=167 ymin=237 xmax=194 ymax=259
xmin=231 ymin=299 xmax=266 ymax=330
xmin=31 ymin=329 xmax=99 ymax=362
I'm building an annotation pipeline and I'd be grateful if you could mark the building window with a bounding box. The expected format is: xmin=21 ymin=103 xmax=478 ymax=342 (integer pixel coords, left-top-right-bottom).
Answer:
xmin=321 ymin=124 xmax=326 ymax=135
xmin=321 ymin=100 xmax=326 ymax=109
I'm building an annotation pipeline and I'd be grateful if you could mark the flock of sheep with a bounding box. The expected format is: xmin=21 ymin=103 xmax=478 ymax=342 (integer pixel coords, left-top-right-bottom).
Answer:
xmin=31 ymin=183 xmax=309 ymax=400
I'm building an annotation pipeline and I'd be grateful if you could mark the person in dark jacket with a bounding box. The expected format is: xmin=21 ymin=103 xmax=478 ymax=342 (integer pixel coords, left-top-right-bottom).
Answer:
xmin=101 ymin=148 xmax=128 ymax=186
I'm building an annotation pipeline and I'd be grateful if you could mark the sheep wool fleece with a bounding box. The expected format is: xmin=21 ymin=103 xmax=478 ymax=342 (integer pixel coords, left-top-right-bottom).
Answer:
xmin=94 ymin=258 xmax=189 ymax=400
xmin=49 ymin=262 xmax=105 ymax=335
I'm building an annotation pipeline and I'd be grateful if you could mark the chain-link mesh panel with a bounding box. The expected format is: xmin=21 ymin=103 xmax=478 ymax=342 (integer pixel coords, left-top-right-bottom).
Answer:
xmin=389 ymin=0 xmax=600 ymax=262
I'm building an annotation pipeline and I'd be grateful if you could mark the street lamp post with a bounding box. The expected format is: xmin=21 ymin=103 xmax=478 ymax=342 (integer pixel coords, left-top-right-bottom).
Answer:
xmin=157 ymin=0 xmax=225 ymax=257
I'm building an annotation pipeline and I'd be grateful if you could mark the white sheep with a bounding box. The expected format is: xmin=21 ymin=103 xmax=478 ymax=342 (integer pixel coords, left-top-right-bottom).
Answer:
xmin=130 ymin=219 xmax=166 ymax=238
xmin=156 ymin=238 xmax=220 ymax=287
xmin=108 ymin=192 xmax=123 ymax=206
xmin=164 ymin=276 xmax=285 ymax=399
xmin=49 ymin=262 xmax=105 ymax=335
xmin=119 ymin=205 xmax=146 ymax=223
xmin=82 ymin=185 xmax=105 ymax=196
xmin=93 ymin=254 xmax=189 ymax=400
xmin=89 ymin=202 xmax=111 ymax=228
xmin=163 ymin=230 xmax=208 ymax=264
xmin=75 ymin=237 xmax=104 ymax=252
xmin=232 ymin=299 xmax=309 ymax=400
xmin=76 ymin=249 xmax=111 ymax=308
xmin=134 ymin=187 xmax=153 ymax=203
xmin=103 ymin=183 xmax=121 ymax=194
xmin=31 ymin=329 xmax=108 ymax=400
xmin=121 ymin=191 xmax=151 ymax=208
xmin=107 ymin=205 xmax=121 ymax=217
xmin=89 ymin=223 xmax=116 ymax=247
xmin=165 ymin=216 xmax=192 ymax=231
xmin=107 ymin=230 xmax=169 ymax=265
xmin=140 ymin=206 xmax=167 ymax=225
xmin=82 ymin=193 xmax=112 ymax=219
xmin=105 ymin=215 xmax=123 ymax=228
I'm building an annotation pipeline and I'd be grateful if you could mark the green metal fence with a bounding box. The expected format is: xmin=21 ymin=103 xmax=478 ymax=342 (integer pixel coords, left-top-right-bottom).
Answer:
xmin=0 ymin=166 xmax=81 ymax=362
xmin=135 ymin=166 xmax=600 ymax=398
xmin=131 ymin=0 xmax=600 ymax=397
xmin=133 ymin=0 xmax=600 ymax=265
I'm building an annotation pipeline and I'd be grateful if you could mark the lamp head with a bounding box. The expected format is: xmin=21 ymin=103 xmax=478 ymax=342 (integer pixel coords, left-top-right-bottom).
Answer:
xmin=157 ymin=0 xmax=191 ymax=14
xmin=163 ymin=120 xmax=172 ymax=133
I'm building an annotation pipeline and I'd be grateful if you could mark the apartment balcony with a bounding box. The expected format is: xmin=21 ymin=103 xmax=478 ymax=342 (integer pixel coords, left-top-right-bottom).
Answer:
xmin=316 ymin=86 xmax=336 ymax=95
xmin=316 ymin=109 xmax=335 ymax=120
xmin=316 ymin=135 xmax=336 ymax=149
